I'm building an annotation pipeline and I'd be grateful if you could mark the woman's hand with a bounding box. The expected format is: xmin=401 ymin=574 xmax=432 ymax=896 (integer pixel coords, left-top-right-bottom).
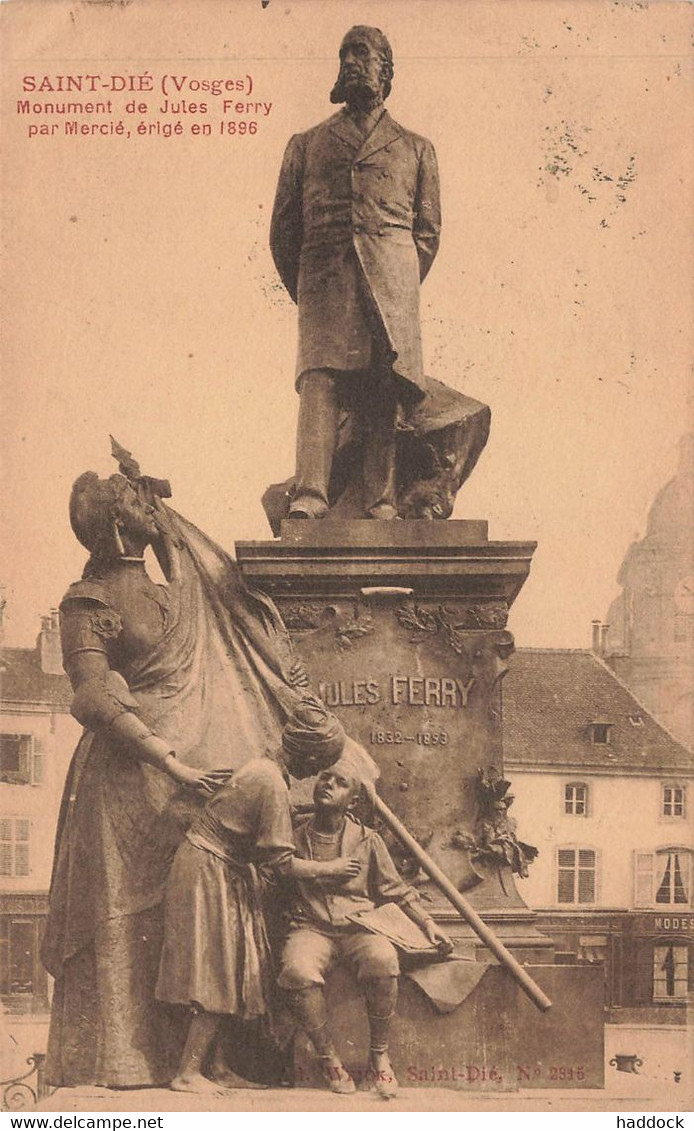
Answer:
xmin=320 ymin=857 xmax=362 ymax=882
xmin=423 ymin=920 xmax=454 ymax=956
xmin=287 ymin=659 xmax=309 ymax=689
xmin=167 ymin=760 xmax=234 ymax=795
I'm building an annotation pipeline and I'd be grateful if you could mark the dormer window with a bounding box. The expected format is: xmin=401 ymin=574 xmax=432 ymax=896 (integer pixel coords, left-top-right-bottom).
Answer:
xmin=590 ymin=721 xmax=613 ymax=745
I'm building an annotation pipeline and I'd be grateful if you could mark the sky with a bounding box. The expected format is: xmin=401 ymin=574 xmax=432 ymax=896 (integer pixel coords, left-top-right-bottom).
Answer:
xmin=2 ymin=0 xmax=692 ymax=651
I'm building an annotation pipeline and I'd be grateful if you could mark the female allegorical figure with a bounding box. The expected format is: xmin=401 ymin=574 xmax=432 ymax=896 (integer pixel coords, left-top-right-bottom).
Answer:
xmin=41 ymin=457 xmax=309 ymax=1088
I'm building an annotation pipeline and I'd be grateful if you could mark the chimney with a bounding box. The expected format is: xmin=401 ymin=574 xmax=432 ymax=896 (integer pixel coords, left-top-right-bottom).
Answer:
xmin=591 ymin=620 xmax=601 ymax=653
xmin=38 ymin=608 xmax=63 ymax=675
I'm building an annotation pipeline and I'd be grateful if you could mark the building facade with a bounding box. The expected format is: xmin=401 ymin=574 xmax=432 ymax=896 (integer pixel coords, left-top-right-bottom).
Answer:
xmin=0 ymin=613 xmax=78 ymax=1020
xmin=504 ymin=648 xmax=693 ymax=1023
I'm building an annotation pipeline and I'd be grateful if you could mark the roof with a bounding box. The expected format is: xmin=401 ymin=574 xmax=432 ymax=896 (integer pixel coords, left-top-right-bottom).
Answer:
xmin=0 ymin=647 xmax=72 ymax=709
xmin=503 ymin=649 xmax=692 ymax=774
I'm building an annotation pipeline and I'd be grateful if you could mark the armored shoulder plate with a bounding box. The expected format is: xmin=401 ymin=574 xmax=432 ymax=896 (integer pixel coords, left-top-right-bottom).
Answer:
xmin=60 ymin=579 xmax=113 ymax=608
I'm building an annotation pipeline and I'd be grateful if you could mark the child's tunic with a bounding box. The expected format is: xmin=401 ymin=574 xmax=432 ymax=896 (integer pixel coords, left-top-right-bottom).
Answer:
xmin=156 ymin=757 xmax=294 ymax=1016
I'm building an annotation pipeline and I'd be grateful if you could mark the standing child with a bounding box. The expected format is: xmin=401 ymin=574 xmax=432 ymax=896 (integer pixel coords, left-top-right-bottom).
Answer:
xmin=155 ymin=697 xmax=360 ymax=1094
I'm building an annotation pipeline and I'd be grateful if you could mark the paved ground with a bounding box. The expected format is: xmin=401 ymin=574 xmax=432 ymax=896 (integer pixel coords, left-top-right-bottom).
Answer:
xmin=13 ymin=1018 xmax=692 ymax=1113
xmin=33 ymin=1084 xmax=692 ymax=1114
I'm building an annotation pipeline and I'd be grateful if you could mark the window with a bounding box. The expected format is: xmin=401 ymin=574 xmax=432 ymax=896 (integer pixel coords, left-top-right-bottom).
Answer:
xmin=557 ymin=847 xmax=597 ymax=904
xmin=577 ymin=934 xmax=608 ymax=964
xmin=0 ymin=916 xmax=48 ymax=1004
xmin=0 ymin=735 xmax=30 ymax=784
xmin=565 ymin=782 xmax=589 ymax=816
xmin=0 ymin=819 xmax=30 ymax=878
xmin=635 ymin=849 xmax=691 ymax=908
xmin=663 ymin=785 xmax=686 ymax=818
xmin=653 ymin=944 xmax=688 ymax=1002
xmin=0 ymin=734 xmax=42 ymax=785
xmin=590 ymin=722 xmax=612 ymax=745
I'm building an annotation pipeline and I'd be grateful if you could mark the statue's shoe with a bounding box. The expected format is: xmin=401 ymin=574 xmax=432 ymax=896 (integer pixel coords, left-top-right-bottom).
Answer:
xmin=370 ymin=1054 xmax=399 ymax=1101
xmin=365 ymin=504 xmax=400 ymax=520
xmin=319 ymin=1056 xmax=357 ymax=1095
xmin=288 ymin=495 xmax=328 ymax=519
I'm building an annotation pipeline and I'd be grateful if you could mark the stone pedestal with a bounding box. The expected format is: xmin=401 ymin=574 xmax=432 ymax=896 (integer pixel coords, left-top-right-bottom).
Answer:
xmin=292 ymin=963 xmax=519 ymax=1092
xmin=237 ymin=519 xmax=547 ymax=948
xmin=237 ymin=519 xmax=604 ymax=1088
xmin=291 ymin=963 xmax=605 ymax=1092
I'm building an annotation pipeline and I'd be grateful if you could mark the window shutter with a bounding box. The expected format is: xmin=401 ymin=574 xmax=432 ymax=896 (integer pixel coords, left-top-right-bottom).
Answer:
xmin=15 ymin=820 xmax=30 ymax=877
xmin=32 ymin=748 xmax=45 ymax=784
xmin=634 ymin=853 xmax=654 ymax=907
xmin=0 ymin=820 xmax=31 ymax=877
xmin=19 ymin=736 xmax=32 ymax=781
xmin=14 ymin=843 xmax=30 ymax=877
xmin=578 ymin=849 xmax=596 ymax=903
xmin=557 ymin=848 xmax=576 ymax=903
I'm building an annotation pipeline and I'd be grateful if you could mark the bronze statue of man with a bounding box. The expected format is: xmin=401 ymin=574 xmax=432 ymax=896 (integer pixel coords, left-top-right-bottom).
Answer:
xmin=270 ymin=25 xmax=441 ymax=520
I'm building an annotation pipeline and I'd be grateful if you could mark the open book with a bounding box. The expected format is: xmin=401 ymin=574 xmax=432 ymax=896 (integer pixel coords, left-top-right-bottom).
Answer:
xmin=345 ymin=902 xmax=438 ymax=955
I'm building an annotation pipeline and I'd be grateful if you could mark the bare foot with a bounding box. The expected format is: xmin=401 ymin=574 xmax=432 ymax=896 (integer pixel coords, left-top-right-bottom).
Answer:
xmin=210 ymin=1069 xmax=268 ymax=1090
xmin=319 ymin=1054 xmax=356 ymax=1095
xmin=170 ymin=1072 xmax=231 ymax=1096
xmin=370 ymin=1051 xmax=398 ymax=1100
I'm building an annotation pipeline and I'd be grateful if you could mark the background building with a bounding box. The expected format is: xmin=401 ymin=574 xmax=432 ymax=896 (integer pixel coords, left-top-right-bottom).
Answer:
xmin=600 ymin=434 xmax=694 ymax=750
xmin=0 ymin=610 xmax=78 ymax=1061
xmin=504 ymin=647 xmax=693 ymax=1024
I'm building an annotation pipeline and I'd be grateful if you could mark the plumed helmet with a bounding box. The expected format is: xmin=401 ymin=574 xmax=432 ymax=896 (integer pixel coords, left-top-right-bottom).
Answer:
xmin=69 ymin=472 xmax=129 ymax=553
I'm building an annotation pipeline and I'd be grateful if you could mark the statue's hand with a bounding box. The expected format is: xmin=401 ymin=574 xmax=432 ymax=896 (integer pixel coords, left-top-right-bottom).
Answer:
xmin=167 ymin=761 xmax=234 ymax=795
xmin=423 ymin=921 xmax=454 ymax=956
xmin=287 ymin=659 xmax=309 ymax=688
xmin=322 ymin=857 xmax=362 ymax=882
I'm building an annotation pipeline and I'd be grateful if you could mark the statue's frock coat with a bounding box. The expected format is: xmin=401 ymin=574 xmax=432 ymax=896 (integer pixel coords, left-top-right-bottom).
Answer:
xmin=270 ymin=108 xmax=441 ymax=397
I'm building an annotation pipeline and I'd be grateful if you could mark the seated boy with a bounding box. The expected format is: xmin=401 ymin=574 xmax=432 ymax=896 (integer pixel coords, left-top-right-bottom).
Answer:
xmin=278 ymin=755 xmax=452 ymax=1098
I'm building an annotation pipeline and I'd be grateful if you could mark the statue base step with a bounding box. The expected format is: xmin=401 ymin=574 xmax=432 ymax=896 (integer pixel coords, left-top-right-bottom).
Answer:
xmin=291 ymin=962 xmax=605 ymax=1092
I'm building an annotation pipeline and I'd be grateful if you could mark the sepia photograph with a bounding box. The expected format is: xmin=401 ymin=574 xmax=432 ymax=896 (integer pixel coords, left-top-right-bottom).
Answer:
xmin=1 ymin=0 xmax=692 ymax=1117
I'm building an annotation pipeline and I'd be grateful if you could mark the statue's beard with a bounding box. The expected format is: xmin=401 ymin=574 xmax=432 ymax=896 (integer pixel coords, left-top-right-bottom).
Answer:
xmin=330 ymin=70 xmax=383 ymax=108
